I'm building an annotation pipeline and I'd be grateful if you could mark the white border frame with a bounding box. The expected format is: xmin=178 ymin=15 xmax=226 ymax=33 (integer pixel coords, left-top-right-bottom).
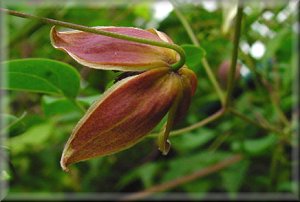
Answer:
xmin=0 ymin=0 xmax=299 ymax=201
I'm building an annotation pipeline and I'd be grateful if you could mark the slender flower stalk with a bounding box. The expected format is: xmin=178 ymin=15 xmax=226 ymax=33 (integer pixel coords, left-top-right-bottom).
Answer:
xmin=171 ymin=2 xmax=226 ymax=105
xmin=0 ymin=8 xmax=186 ymax=71
xmin=224 ymin=5 xmax=243 ymax=108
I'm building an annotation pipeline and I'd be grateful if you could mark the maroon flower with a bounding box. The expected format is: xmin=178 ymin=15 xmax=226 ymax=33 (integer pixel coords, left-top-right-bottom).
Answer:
xmin=51 ymin=26 xmax=197 ymax=171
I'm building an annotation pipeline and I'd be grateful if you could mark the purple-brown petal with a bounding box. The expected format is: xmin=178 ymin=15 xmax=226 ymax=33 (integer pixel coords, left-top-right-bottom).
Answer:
xmin=61 ymin=67 xmax=180 ymax=171
xmin=173 ymin=67 xmax=198 ymax=124
xmin=157 ymin=67 xmax=198 ymax=155
xmin=178 ymin=67 xmax=198 ymax=96
xmin=147 ymin=28 xmax=178 ymax=63
xmin=158 ymin=74 xmax=182 ymax=155
xmin=51 ymin=26 xmax=177 ymax=71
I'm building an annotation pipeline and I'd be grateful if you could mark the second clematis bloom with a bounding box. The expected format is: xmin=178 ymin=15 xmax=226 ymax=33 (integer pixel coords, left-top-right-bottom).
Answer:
xmin=50 ymin=26 xmax=197 ymax=171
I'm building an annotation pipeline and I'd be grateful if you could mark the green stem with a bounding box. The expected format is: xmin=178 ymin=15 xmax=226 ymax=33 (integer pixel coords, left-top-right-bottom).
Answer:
xmin=172 ymin=5 xmax=200 ymax=46
xmin=171 ymin=2 xmax=225 ymax=105
xmin=240 ymin=49 xmax=290 ymax=127
xmin=229 ymin=108 xmax=284 ymax=135
xmin=0 ymin=8 xmax=185 ymax=71
xmin=158 ymin=91 xmax=181 ymax=155
xmin=0 ymin=112 xmax=27 ymax=135
xmin=201 ymin=58 xmax=226 ymax=105
xmin=9 ymin=9 xmax=52 ymax=48
xmin=238 ymin=47 xmax=265 ymax=94
xmin=147 ymin=108 xmax=225 ymax=138
xmin=207 ymin=131 xmax=230 ymax=152
xmin=171 ymin=108 xmax=225 ymax=135
xmin=269 ymin=144 xmax=282 ymax=190
xmin=225 ymin=5 xmax=243 ymax=109
xmin=269 ymin=89 xmax=290 ymax=127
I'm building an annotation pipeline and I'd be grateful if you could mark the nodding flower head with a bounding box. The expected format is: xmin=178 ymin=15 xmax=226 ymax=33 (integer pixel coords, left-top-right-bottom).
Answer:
xmin=51 ymin=26 xmax=197 ymax=171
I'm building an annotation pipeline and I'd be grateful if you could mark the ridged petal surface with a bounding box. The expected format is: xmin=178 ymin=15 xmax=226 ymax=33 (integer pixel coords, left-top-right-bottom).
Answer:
xmin=61 ymin=67 xmax=180 ymax=170
xmin=51 ymin=27 xmax=177 ymax=71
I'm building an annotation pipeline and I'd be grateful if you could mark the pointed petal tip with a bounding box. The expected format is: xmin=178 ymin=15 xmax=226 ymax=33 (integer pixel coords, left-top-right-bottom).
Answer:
xmin=59 ymin=68 xmax=177 ymax=166
xmin=147 ymin=28 xmax=174 ymax=44
xmin=50 ymin=26 xmax=175 ymax=71
xmin=60 ymin=157 xmax=70 ymax=172
xmin=50 ymin=26 xmax=60 ymax=47
xmin=60 ymin=145 xmax=74 ymax=172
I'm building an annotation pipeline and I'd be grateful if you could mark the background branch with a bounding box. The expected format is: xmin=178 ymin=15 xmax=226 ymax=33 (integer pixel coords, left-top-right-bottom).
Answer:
xmin=224 ymin=5 xmax=243 ymax=109
xmin=120 ymin=154 xmax=243 ymax=201
xmin=147 ymin=108 xmax=224 ymax=138
xmin=229 ymin=108 xmax=285 ymax=135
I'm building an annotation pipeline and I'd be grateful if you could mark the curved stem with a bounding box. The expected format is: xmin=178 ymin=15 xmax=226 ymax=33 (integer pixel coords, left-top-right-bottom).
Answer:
xmin=229 ymin=108 xmax=284 ymax=135
xmin=201 ymin=58 xmax=226 ymax=105
xmin=120 ymin=154 xmax=242 ymax=201
xmin=0 ymin=8 xmax=186 ymax=71
xmin=148 ymin=108 xmax=225 ymax=138
xmin=171 ymin=108 xmax=225 ymax=136
xmin=172 ymin=4 xmax=200 ymax=46
xmin=171 ymin=2 xmax=225 ymax=105
xmin=158 ymin=89 xmax=182 ymax=155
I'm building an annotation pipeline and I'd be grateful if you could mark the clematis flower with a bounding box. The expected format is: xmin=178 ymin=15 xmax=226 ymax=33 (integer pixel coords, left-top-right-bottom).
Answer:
xmin=50 ymin=26 xmax=197 ymax=171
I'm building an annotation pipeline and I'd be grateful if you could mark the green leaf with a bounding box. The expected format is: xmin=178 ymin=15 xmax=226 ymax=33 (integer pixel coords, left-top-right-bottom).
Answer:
xmin=137 ymin=163 xmax=160 ymax=188
xmin=117 ymin=162 xmax=161 ymax=189
xmin=4 ymin=72 xmax=61 ymax=95
xmin=183 ymin=180 xmax=213 ymax=199
xmin=41 ymin=96 xmax=81 ymax=117
xmin=9 ymin=122 xmax=54 ymax=154
xmin=2 ymin=58 xmax=80 ymax=98
xmin=231 ymin=134 xmax=278 ymax=156
xmin=78 ymin=95 xmax=101 ymax=106
xmin=133 ymin=3 xmax=151 ymax=20
xmin=262 ymin=27 xmax=290 ymax=61
xmin=172 ymin=128 xmax=216 ymax=153
xmin=277 ymin=181 xmax=294 ymax=192
xmin=162 ymin=151 xmax=230 ymax=182
xmin=221 ymin=159 xmax=249 ymax=197
xmin=181 ymin=44 xmax=206 ymax=70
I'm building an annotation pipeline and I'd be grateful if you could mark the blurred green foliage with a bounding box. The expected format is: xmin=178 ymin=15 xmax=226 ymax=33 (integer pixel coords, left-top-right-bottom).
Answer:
xmin=0 ymin=0 xmax=297 ymax=200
